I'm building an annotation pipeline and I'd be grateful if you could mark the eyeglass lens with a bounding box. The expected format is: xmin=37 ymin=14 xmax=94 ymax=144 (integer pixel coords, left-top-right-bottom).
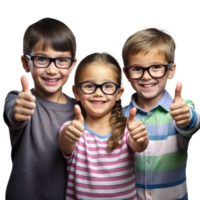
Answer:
xmin=128 ymin=65 xmax=166 ymax=79
xmin=81 ymin=82 xmax=117 ymax=94
xmin=33 ymin=56 xmax=72 ymax=68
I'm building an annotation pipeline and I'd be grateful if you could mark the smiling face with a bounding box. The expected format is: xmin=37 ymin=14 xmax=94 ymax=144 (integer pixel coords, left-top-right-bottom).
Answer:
xmin=124 ymin=50 xmax=176 ymax=109
xmin=21 ymin=41 xmax=76 ymax=102
xmin=73 ymin=62 xmax=124 ymax=121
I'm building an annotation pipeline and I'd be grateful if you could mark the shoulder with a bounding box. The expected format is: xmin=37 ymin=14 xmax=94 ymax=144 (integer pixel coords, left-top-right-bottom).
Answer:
xmin=4 ymin=90 xmax=20 ymax=104
xmin=6 ymin=90 xmax=20 ymax=97
xmin=185 ymin=99 xmax=195 ymax=109
xmin=66 ymin=95 xmax=77 ymax=105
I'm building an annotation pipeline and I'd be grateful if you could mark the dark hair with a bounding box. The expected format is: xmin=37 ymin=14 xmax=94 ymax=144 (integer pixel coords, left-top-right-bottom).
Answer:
xmin=23 ymin=18 xmax=76 ymax=58
xmin=75 ymin=53 xmax=126 ymax=152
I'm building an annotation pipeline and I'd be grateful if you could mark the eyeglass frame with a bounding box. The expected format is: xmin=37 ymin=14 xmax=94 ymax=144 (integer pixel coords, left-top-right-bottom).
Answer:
xmin=26 ymin=55 xmax=75 ymax=69
xmin=125 ymin=63 xmax=173 ymax=79
xmin=75 ymin=81 xmax=120 ymax=95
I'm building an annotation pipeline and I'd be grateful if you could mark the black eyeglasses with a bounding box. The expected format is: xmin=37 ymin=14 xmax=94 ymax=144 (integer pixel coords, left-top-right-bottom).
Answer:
xmin=125 ymin=63 xmax=173 ymax=79
xmin=26 ymin=55 xmax=74 ymax=69
xmin=75 ymin=81 xmax=120 ymax=95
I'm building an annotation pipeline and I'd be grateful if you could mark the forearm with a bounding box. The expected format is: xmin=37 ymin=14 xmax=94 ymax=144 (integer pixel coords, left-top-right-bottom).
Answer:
xmin=58 ymin=126 xmax=76 ymax=154
xmin=128 ymin=136 xmax=149 ymax=152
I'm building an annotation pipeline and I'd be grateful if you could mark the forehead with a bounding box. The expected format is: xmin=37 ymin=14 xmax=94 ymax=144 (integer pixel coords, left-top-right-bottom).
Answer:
xmin=78 ymin=62 xmax=119 ymax=83
xmin=31 ymin=41 xmax=72 ymax=57
xmin=128 ymin=50 xmax=167 ymax=67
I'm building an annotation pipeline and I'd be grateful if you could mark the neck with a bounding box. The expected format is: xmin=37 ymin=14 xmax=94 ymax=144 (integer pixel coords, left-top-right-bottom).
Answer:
xmin=136 ymin=91 xmax=164 ymax=112
xmin=84 ymin=112 xmax=112 ymax=136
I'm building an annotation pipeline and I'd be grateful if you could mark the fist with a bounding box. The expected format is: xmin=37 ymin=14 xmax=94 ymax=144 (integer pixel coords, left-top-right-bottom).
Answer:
xmin=14 ymin=76 xmax=36 ymax=121
xmin=63 ymin=105 xmax=84 ymax=143
xmin=127 ymin=108 xmax=148 ymax=142
xmin=170 ymin=82 xmax=190 ymax=127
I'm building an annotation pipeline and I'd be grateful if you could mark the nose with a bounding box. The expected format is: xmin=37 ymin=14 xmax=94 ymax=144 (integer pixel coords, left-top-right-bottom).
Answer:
xmin=93 ymin=87 xmax=103 ymax=96
xmin=46 ymin=61 xmax=59 ymax=75
xmin=141 ymin=69 xmax=152 ymax=80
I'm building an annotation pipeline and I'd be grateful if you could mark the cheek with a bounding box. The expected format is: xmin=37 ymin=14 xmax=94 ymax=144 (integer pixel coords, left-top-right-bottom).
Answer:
xmin=130 ymin=80 xmax=138 ymax=89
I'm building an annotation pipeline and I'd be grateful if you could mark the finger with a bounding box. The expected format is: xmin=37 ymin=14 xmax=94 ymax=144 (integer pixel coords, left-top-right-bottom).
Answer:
xmin=170 ymin=101 xmax=185 ymax=111
xmin=74 ymin=105 xmax=84 ymax=124
xmin=127 ymin=108 xmax=137 ymax=124
xmin=175 ymin=119 xmax=190 ymax=127
xmin=132 ymin=129 xmax=148 ymax=140
xmin=173 ymin=82 xmax=182 ymax=103
xmin=18 ymin=92 xmax=36 ymax=102
xmin=129 ymin=122 xmax=146 ymax=136
xmin=136 ymin=135 xmax=149 ymax=143
xmin=21 ymin=76 xmax=31 ymax=94
xmin=15 ymin=98 xmax=36 ymax=109
xmin=70 ymin=121 xmax=84 ymax=135
xmin=14 ymin=113 xmax=31 ymax=121
xmin=170 ymin=106 xmax=189 ymax=117
xmin=14 ymin=106 xmax=35 ymax=116
xmin=64 ymin=131 xmax=80 ymax=143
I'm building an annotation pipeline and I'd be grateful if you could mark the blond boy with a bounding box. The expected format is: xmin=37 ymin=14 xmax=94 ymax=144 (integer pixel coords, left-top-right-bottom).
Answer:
xmin=122 ymin=28 xmax=199 ymax=200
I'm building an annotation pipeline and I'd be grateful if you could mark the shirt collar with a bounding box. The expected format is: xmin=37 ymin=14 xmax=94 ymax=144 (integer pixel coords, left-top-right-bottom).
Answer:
xmin=130 ymin=90 xmax=173 ymax=113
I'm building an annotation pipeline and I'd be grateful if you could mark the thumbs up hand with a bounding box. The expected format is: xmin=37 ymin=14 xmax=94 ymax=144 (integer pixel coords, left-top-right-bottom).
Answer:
xmin=127 ymin=108 xmax=148 ymax=143
xmin=170 ymin=82 xmax=190 ymax=127
xmin=14 ymin=76 xmax=36 ymax=121
xmin=63 ymin=105 xmax=84 ymax=144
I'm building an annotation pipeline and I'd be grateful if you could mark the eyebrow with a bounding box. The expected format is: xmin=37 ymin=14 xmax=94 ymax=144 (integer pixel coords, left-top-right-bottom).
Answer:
xmin=34 ymin=53 xmax=71 ymax=57
xmin=129 ymin=62 xmax=166 ymax=67
xmin=82 ymin=79 xmax=117 ymax=83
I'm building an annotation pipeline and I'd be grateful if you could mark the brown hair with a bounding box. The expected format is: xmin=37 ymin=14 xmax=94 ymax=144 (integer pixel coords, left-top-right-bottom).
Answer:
xmin=122 ymin=28 xmax=176 ymax=67
xmin=74 ymin=53 xmax=126 ymax=153
xmin=23 ymin=18 xmax=76 ymax=58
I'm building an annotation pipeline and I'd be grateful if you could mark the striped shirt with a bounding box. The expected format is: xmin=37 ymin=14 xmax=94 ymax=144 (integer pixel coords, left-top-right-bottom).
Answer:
xmin=122 ymin=90 xmax=200 ymax=200
xmin=60 ymin=123 xmax=137 ymax=200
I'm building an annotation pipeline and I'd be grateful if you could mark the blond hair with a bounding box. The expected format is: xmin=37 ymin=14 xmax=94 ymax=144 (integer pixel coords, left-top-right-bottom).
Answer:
xmin=122 ymin=28 xmax=176 ymax=67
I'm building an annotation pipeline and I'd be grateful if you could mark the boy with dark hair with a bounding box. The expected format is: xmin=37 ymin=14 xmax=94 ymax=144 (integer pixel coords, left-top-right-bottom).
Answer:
xmin=3 ymin=18 xmax=77 ymax=200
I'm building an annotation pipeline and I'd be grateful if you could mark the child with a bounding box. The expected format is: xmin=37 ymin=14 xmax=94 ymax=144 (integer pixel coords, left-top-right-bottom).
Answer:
xmin=58 ymin=53 xmax=149 ymax=199
xmin=122 ymin=28 xmax=200 ymax=200
xmin=3 ymin=18 xmax=77 ymax=200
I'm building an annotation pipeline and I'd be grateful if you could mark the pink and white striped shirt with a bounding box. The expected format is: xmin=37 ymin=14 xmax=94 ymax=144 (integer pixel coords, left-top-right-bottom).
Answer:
xmin=60 ymin=122 xmax=137 ymax=200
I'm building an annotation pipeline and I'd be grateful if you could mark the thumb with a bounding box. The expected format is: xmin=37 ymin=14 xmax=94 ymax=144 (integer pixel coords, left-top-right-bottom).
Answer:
xmin=127 ymin=108 xmax=137 ymax=124
xmin=173 ymin=82 xmax=182 ymax=103
xmin=21 ymin=76 xmax=31 ymax=94
xmin=74 ymin=104 xmax=84 ymax=125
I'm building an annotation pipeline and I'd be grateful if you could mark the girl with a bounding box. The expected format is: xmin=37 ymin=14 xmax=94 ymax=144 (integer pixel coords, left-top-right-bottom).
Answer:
xmin=58 ymin=53 xmax=149 ymax=200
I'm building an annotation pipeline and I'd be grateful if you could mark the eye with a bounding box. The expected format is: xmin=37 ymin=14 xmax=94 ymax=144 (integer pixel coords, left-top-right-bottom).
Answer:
xmin=57 ymin=58 xmax=69 ymax=63
xmin=83 ymin=83 xmax=95 ymax=89
xmin=152 ymin=65 xmax=161 ymax=69
xmin=129 ymin=67 xmax=142 ymax=72
xmin=35 ymin=57 xmax=47 ymax=63
xmin=104 ymin=83 xmax=114 ymax=89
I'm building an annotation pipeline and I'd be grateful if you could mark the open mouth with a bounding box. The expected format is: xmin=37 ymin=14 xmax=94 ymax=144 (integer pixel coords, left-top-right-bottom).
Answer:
xmin=140 ymin=83 xmax=157 ymax=88
xmin=90 ymin=101 xmax=106 ymax=105
xmin=42 ymin=78 xmax=60 ymax=83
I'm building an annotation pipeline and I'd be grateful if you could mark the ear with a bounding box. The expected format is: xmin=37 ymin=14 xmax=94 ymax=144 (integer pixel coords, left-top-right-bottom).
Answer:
xmin=167 ymin=63 xmax=176 ymax=79
xmin=116 ymin=87 xmax=124 ymax=101
xmin=69 ymin=57 xmax=77 ymax=73
xmin=123 ymin=67 xmax=131 ymax=82
xmin=72 ymin=85 xmax=81 ymax=101
xmin=21 ymin=56 xmax=30 ymax=72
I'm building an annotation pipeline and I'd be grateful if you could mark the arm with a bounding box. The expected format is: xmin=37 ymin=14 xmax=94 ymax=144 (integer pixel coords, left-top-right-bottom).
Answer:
xmin=4 ymin=77 xmax=36 ymax=130
xmin=128 ymin=132 xmax=149 ymax=152
xmin=58 ymin=105 xmax=84 ymax=154
xmin=170 ymin=83 xmax=200 ymax=138
xmin=58 ymin=125 xmax=76 ymax=154
xmin=127 ymin=108 xmax=149 ymax=152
